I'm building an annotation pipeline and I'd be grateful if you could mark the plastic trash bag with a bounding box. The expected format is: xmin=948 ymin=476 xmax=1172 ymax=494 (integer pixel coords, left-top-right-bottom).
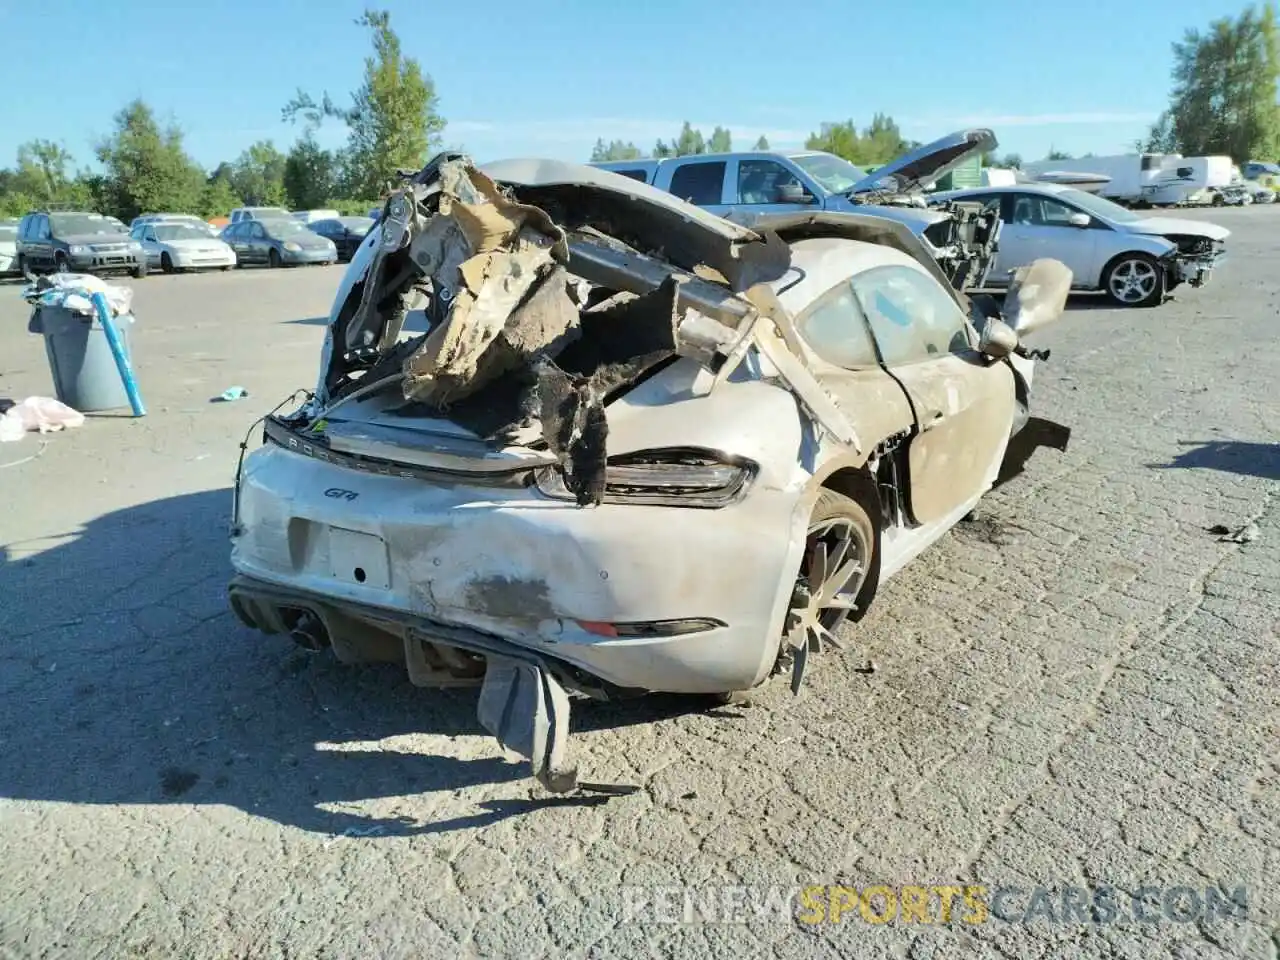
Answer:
xmin=0 ymin=397 xmax=86 ymax=442
xmin=21 ymin=273 xmax=134 ymax=318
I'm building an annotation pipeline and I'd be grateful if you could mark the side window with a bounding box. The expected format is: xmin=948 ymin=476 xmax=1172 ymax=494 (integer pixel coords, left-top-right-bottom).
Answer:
xmin=250 ymin=223 xmax=266 ymax=239
xmin=612 ymin=169 xmax=648 ymax=182
xmin=37 ymin=217 xmax=51 ymax=240
xmin=667 ymin=161 xmax=726 ymax=206
xmin=18 ymin=216 xmax=31 ymax=240
xmin=795 ymin=281 xmax=879 ymax=369
xmin=736 ymin=160 xmax=814 ymax=204
xmin=851 ymin=264 xmax=972 ymax=366
xmin=1038 ymin=197 xmax=1077 ymax=226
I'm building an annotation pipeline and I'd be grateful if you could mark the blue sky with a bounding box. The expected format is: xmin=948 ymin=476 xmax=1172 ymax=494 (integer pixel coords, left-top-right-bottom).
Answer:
xmin=0 ymin=0 xmax=1250 ymax=172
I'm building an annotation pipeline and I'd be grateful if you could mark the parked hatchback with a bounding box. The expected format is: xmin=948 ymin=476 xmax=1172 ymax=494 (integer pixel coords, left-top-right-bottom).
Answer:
xmin=221 ymin=217 xmax=337 ymax=267
xmin=929 ymin=184 xmax=1228 ymax=307
xmin=15 ymin=211 xmax=146 ymax=278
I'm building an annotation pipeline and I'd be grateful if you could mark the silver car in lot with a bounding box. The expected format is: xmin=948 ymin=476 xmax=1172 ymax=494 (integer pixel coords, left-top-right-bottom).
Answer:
xmin=228 ymin=157 xmax=1073 ymax=792
xmin=220 ymin=217 xmax=337 ymax=268
xmin=930 ymin=183 xmax=1229 ymax=307
xmin=129 ymin=221 xmax=236 ymax=273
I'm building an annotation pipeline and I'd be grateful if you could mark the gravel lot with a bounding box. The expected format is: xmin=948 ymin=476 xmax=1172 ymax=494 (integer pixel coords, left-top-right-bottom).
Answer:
xmin=1 ymin=209 xmax=1277 ymax=960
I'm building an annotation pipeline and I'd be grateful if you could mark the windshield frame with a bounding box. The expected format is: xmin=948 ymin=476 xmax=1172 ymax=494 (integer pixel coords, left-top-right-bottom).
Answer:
xmin=1053 ymin=188 xmax=1142 ymax=223
xmin=258 ymin=218 xmax=310 ymax=237
xmin=787 ymin=152 xmax=869 ymax=195
xmin=49 ymin=213 xmax=127 ymax=237
xmin=152 ymin=224 xmax=211 ymax=242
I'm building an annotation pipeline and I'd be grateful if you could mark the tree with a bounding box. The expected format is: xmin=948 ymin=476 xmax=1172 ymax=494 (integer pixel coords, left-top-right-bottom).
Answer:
xmin=804 ymin=116 xmax=909 ymax=166
xmin=1045 ymin=148 xmax=1073 ymax=160
xmin=753 ymin=134 xmax=770 ymax=150
xmin=200 ymin=166 xmax=242 ymax=218
xmin=674 ymin=121 xmax=706 ymax=156
xmin=283 ymin=9 xmax=446 ymax=200
xmin=229 ymin=141 xmax=287 ymax=206
xmin=1151 ymin=3 xmax=1280 ymax=161
xmin=708 ymin=126 xmax=732 ymax=153
xmin=589 ymin=138 xmax=642 ymax=162
xmin=1000 ymin=153 xmax=1023 ymax=169
xmin=652 ymin=139 xmax=674 ymax=159
xmin=0 ymin=140 xmax=95 ymax=215
xmin=284 ymin=132 xmax=339 ymax=208
xmin=94 ymin=99 xmax=205 ymax=220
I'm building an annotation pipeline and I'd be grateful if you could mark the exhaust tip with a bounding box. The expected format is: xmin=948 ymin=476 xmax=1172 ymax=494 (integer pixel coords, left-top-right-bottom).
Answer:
xmin=289 ymin=612 xmax=329 ymax=651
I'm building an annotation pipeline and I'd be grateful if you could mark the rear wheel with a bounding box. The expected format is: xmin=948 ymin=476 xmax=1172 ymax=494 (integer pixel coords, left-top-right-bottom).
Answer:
xmin=781 ymin=489 xmax=877 ymax=691
xmin=1103 ymin=253 xmax=1163 ymax=308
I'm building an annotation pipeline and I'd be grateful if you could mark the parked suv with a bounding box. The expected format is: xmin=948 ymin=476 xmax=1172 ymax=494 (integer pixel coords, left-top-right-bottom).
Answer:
xmin=593 ymin=129 xmax=1000 ymax=291
xmin=15 ymin=210 xmax=147 ymax=278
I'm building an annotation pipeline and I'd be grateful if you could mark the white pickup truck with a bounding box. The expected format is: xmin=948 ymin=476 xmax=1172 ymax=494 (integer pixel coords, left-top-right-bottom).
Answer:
xmin=593 ymin=129 xmax=1002 ymax=291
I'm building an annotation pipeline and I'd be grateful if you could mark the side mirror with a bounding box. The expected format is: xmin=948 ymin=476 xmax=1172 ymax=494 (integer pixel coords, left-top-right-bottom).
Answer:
xmin=978 ymin=318 xmax=1019 ymax=359
xmin=1003 ymin=258 xmax=1072 ymax=337
xmin=1068 ymin=212 xmax=1091 ymax=228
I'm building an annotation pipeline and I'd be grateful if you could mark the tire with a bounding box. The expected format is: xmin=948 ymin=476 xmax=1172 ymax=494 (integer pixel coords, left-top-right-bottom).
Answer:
xmin=1102 ymin=252 xmax=1163 ymax=308
xmin=54 ymin=253 xmax=70 ymax=274
xmin=15 ymin=254 xmax=27 ymax=278
xmin=161 ymin=253 xmax=174 ymax=274
xmin=268 ymin=249 xmax=281 ymax=269
xmin=772 ymin=488 xmax=879 ymax=690
xmin=131 ymin=260 xmax=148 ymax=279
xmin=221 ymin=265 xmax=232 ymax=272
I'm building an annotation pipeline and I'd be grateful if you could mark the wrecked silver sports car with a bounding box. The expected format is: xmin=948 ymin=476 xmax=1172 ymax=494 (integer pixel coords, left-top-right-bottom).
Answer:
xmin=229 ymin=156 xmax=1073 ymax=792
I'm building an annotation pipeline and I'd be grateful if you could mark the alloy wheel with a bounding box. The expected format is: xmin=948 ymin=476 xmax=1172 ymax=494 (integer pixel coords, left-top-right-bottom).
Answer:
xmin=1108 ymin=258 xmax=1159 ymax=304
xmin=785 ymin=514 xmax=871 ymax=693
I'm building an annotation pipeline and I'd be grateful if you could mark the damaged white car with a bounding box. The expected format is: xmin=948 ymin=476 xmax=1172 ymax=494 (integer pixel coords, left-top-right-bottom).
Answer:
xmin=229 ymin=156 xmax=1074 ymax=792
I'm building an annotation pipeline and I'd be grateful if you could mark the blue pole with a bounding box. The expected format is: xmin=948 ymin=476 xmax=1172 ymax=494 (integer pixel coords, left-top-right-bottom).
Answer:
xmin=90 ymin=291 xmax=146 ymax=417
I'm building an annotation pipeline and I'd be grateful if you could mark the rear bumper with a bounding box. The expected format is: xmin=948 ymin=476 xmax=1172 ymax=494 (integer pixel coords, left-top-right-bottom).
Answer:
xmin=229 ymin=442 xmax=800 ymax=694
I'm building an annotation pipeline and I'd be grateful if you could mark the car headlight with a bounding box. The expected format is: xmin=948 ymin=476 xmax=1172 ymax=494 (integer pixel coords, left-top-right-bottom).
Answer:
xmin=69 ymin=245 xmax=87 ymax=255
xmin=325 ymin=240 xmax=336 ymax=251
xmin=534 ymin=447 xmax=755 ymax=508
xmin=129 ymin=241 xmax=143 ymax=252
xmin=283 ymin=241 xmax=301 ymax=252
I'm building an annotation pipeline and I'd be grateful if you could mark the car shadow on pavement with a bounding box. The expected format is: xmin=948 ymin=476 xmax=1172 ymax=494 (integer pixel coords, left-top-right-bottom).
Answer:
xmin=0 ymin=488 xmax=720 ymax=837
xmin=1151 ymin=439 xmax=1280 ymax=481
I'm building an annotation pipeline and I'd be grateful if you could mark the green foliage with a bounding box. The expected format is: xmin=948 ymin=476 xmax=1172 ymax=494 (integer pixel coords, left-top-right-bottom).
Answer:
xmin=283 ymin=9 xmax=446 ymax=199
xmin=674 ymin=122 xmax=707 ymax=156
xmin=229 ymin=141 xmax=287 ymax=206
xmin=93 ymin=99 xmax=205 ymax=220
xmin=708 ymin=126 xmax=732 ymax=153
xmin=1046 ymin=147 xmax=1073 ymax=160
xmin=804 ymin=114 xmax=910 ymax=165
xmin=589 ymin=138 xmax=642 ymax=162
xmin=753 ymin=134 xmax=770 ymax=151
xmin=284 ymin=132 xmax=339 ymax=209
xmin=199 ymin=167 xmax=242 ymax=218
xmin=0 ymin=139 xmax=93 ymax=216
xmin=1151 ymin=3 xmax=1280 ymax=160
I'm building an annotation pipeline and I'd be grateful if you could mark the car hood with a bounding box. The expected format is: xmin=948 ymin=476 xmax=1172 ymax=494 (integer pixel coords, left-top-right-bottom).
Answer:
xmin=1124 ymin=217 xmax=1230 ymax=241
xmin=850 ymin=128 xmax=997 ymax=196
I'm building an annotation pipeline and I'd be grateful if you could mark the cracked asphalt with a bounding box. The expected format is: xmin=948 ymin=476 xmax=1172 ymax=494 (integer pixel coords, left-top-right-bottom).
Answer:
xmin=1 ymin=209 xmax=1277 ymax=960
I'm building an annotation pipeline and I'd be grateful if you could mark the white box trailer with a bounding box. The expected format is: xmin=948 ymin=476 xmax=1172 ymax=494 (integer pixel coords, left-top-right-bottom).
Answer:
xmin=1021 ymin=154 xmax=1233 ymax=206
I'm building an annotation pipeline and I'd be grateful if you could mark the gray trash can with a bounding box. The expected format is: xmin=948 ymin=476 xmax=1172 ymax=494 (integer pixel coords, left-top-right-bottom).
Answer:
xmin=29 ymin=305 xmax=135 ymax=412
